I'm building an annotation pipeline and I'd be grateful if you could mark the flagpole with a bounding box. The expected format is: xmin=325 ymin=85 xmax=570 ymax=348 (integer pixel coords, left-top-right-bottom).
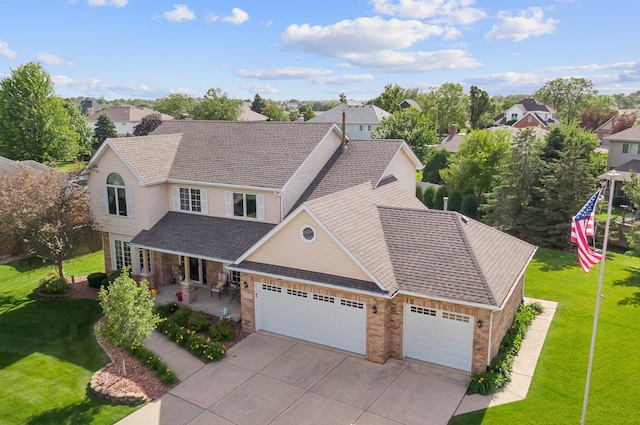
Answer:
xmin=580 ymin=170 xmax=618 ymax=425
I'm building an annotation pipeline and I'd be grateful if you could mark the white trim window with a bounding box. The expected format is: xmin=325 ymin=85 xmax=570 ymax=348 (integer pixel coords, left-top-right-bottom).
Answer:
xmin=113 ymin=239 xmax=131 ymax=270
xmin=230 ymin=270 xmax=240 ymax=284
xmin=104 ymin=173 xmax=133 ymax=217
xmin=225 ymin=191 xmax=265 ymax=220
xmin=172 ymin=186 xmax=208 ymax=213
xmin=138 ymin=249 xmax=152 ymax=275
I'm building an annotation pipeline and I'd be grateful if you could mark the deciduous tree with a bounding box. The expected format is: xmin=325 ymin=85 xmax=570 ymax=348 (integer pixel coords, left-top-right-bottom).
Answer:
xmin=468 ymin=85 xmax=492 ymax=129
xmin=133 ymin=113 xmax=163 ymax=136
xmin=371 ymin=84 xmax=420 ymax=114
xmin=262 ymin=103 xmax=288 ymax=121
xmin=0 ymin=167 xmax=92 ymax=278
xmin=97 ymin=270 xmax=161 ymax=375
xmin=192 ymin=88 xmax=242 ymax=121
xmin=0 ymin=62 xmax=81 ymax=162
xmin=370 ymin=108 xmax=435 ymax=162
xmin=154 ymin=93 xmax=198 ymax=119
xmin=534 ymin=77 xmax=598 ymax=125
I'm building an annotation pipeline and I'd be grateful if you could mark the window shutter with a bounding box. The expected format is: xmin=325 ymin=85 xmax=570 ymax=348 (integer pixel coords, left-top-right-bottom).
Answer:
xmin=172 ymin=186 xmax=180 ymax=210
xmin=102 ymin=185 xmax=109 ymax=214
xmin=224 ymin=191 xmax=233 ymax=217
xmin=200 ymin=189 xmax=208 ymax=214
xmin=257 ymin=194 xmax=265 ymax=220
xmin=125 ymin=187 xmax=134 ymax=218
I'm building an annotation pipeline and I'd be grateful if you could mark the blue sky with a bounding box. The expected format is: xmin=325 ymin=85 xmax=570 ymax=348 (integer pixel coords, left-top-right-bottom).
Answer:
xmin=1 ymin=0 xmax=638 ymax=101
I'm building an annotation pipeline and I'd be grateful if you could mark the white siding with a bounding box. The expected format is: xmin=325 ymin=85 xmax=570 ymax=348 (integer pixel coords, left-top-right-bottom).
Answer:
xmin=246 ymin=210 xmax=372 ymax=282
xmin=608 ymin=141 xmax=640 ymax=168
xmin=87 ymin=120 xmax=139 ymax=137
xmin=282 ymin=130 xmax=343 ymax=215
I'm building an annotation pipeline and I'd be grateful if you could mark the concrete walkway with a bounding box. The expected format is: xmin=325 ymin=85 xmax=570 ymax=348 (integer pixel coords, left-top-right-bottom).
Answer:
xmin=116 ymin=298 xmax=557 ymax=424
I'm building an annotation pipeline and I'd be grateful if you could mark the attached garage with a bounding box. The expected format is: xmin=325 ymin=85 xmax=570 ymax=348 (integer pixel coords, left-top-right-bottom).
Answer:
xmin=255 ymin=283 xmax=367 ymax=354
xmin=403 ymin=304 xmax=474 ymax=371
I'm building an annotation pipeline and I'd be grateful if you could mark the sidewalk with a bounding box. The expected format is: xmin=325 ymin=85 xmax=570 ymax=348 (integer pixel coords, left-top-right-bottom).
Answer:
xmin=454 ymin=298 xmax=558 ymax=415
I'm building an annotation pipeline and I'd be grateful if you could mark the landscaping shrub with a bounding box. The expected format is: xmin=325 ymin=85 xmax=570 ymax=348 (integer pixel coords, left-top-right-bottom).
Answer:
xmin=468 ymin=302 xmax=544 ymax=395
xmin=173 ymin=307 xmax=192 ymax=327
xmin=416 ymin=185 xmax=424 ymax=201
xmin=209 ymin=320 xmax=236 ymax=342
xmin=39 ymin=271 xmax=68 ymax=295
xmin=128 ymin=345 xmax=177 ymax=385
xmin=186 ymin=333 xmax=225 ymax=362
xmin=100 ymin=268 xmax=130 ymax=289
xmin=422 ymin=186 xmax=436 ymax=208
xmin=448 ymin=188 xmax=464 ymax=212
xmin=433 ymin=185 xmax=448 ymax=210
xmin=460 ymin=194 xmax=479 ymax=218
xmin=87 ymin=272 xmax=108 ymax=288
xmin=188 ymin=311 xmax=211 ymax=332
xmin=154 ymin=302 xmax=179 ymax=318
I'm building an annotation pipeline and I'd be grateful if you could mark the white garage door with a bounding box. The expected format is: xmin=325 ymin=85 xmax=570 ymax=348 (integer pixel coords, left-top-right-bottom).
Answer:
xmin=255 ymin=283 xmax=366 ymax=355
xmin=403 ymin=304 xmax=473 ymax=371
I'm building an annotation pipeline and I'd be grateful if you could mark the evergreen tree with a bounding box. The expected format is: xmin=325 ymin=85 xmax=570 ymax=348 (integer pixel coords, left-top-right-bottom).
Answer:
xmin=421 ymin=149 xmax=450 ymax=184
xmin=448 ymin=188 xmax=464 ymax=212
xmin=460 ymin=194 xmax=479 ymax=218
xmin=433 ymin=186 xmax=448 ymax=210
xmin=251 ymin=93 xmax=266 ymax=114
xmin=92 ymin=113 xmax=117 ymax=150
xmin=422 ymin=186 xmax=436 ymax=208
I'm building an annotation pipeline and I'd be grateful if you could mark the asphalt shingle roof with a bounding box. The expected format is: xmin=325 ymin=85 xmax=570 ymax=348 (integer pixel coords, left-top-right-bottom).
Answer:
xmin=87 ymin=105 xmax=174 ymax=122
xmin=130 ymin=212 xmax=275 ymax=262
xmin=379 ymin=207 xmax=536 ymax=306
xmin=289 ymin=139 xmax=406 ymax=213
xmin=309 ymin=102 xmax=390 ymax=125
xmin=148 ymin=120 xmax=337 ymax=188
xmin=107 ymin=133 xmax=182 ymax=183
xmin=606 ymin=125 xmax=640 ymax=142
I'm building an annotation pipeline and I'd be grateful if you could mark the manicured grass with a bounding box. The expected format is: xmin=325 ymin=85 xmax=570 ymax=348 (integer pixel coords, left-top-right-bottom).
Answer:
xmin=450 ymin=248 xmax=640 ymax=425
xmin=0 ymin=252 xmax=138 ymax=424
xmin=47 ymin=160 xmax=87 ymax=173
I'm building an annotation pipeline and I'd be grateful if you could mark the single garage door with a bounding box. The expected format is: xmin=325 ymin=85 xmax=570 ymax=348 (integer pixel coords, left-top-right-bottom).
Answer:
xmin=403 ymin=304 xmax=473 ymax=371
xmin=255 ymin=283 xmax=366 ymax=355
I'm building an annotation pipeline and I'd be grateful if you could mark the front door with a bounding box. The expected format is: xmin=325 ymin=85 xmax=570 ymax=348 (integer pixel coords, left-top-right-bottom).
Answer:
xmin=187 ymin=257 xmax=207 ymax=284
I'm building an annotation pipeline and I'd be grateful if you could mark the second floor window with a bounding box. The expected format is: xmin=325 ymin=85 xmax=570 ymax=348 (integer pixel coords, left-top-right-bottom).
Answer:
xmin=623 ymin=143 xmax=638 ymax=154
xmin=172 ymin=186 xmax=208 ymax=213
xmin=105 ymin=173 xmax=131 ymax=217
xmin=225 ymin=191 xmax=265 ymax=220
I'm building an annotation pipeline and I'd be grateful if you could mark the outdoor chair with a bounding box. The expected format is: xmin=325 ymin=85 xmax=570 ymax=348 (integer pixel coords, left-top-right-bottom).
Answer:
xmin=229 ymin=281 xmax=241 ymax=303
xmin=210 ymin=272 xmax=228 ymax=299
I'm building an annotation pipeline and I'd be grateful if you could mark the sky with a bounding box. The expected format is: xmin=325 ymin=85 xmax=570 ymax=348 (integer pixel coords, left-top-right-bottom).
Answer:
xmin=1 ymin=0 xmax=639 ymax=102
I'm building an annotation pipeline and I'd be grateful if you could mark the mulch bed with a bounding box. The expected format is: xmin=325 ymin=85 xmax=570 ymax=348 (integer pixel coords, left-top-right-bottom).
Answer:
xmin=67 ymin=276 xmax=245 ymax=401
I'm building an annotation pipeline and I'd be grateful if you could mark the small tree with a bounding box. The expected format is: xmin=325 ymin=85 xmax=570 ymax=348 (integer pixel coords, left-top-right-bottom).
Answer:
xmin=422 ymin=186 xmax=436 ymax=208
xmin=461 ymin=194 xmax=479 ymax=218
xmin=262 ymin=103 xmax=288 ymax=121
xmin=251 ymin=93 xmax=267 ymax=114
xmin=133 ymin=113 xmax=162 ymax=136
xmin=93 ymin=113 xmax=117 ymax=150
xmin=448 ymin=188 xmax=464 ymax=212
xmin=303 ymin=105 xmax=315 ymax=121
xmin=433 ymin=185 xmax=449 ymax=210
xmin=97 ymin=269 xmax=161 ymax=375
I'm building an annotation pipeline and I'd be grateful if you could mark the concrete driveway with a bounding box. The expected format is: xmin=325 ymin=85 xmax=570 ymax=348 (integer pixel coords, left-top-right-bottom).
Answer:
xmin=117 ymin=332 xmax=469 ymax=425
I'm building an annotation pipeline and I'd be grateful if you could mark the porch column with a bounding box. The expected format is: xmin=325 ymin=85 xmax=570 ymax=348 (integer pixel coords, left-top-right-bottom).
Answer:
xmin=183 ymin=256 xmax=190 ymax=282
xmin=141 ymin=248 xmax=149 ymax=275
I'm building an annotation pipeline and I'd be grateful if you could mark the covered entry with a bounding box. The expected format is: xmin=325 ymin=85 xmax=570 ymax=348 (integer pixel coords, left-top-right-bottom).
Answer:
xmin=255 ymin=283 xmax=367 ymax=354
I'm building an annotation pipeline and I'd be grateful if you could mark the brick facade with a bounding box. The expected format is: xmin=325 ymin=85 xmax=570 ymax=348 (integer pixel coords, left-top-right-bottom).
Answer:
xmin=102 ymin=232 xmax=112 ymax=274
xmin=489 ymin=275 xmax=525 ymax=361
xmin=239 ymin=272 xmax=512 ymax=373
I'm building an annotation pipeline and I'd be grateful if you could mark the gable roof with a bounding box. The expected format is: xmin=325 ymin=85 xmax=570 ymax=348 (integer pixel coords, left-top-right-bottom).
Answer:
xmin=239 ymin=104 xmax=268 ymax=121
xmin=435 ymin=133 xmax=465 ymax=153
xmin=518 ymin=98 xmax=554 ymax=113
xmin=0 ymin=156 xmax=55 ymax=175
xmin=606 ymin=125 xmax=640 ymax=142
xmin=86 ymin=105 xmax=174 ymax=122
xmin=89 ymin=120 xmax=341 ymax=189
xmin=379 ymin=207 xmax=536 ymax=307
xmin=309 ymin=102 xmax=390 ymax=125
xmin=289 ymin=139 xmax=415 ymax=213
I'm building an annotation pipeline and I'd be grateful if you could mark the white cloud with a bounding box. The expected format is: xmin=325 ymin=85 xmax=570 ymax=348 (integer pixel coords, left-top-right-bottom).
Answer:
xmin=235 ymin=67 xmax=373 ymax=85
xmin=485 ymin=7 xmax=557 ymax=42
xmin=51 ymin=75 xmax=156 ymax=97
xmin=0 ymin=41 xmax=18 ymax=59
xmin=545 ymin=61 xmax=640 ymax=72
xmin=370 ymin=0 xmax=487 ymax=25
xmin=466 ymin=71 xmax=541 ymax=87
xmin=162 ymin=4 xmax=195 ymax=22
xmin=204 ymin=12 xmax=219 ymax=23
xmin=221 ymin=8 xmax=249 ymax=25
xmin=344 ymin=49 xmax=481 ymax=72
xmin=282 ymin=17 xmax=447 ymax=57
xmin=37 ymin=52 xmax=73 ymax=66
xmin=240 ymin=83 xmax=278 ymax=95
xmin=88 ymin=0 xmax=128 ymax=7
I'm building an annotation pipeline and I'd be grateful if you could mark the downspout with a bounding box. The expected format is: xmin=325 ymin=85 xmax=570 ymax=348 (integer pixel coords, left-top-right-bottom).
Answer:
xmin=487 ymin=310 xmax=494 ymax=368
xmin=342 ymin=109 xmax=347 ymax=147
xmin=275 ymin=190 xmax=283 ymax=222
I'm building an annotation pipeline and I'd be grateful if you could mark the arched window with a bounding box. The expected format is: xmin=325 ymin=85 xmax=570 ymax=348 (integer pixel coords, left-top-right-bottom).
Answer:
xmin=106 ymin=173 xmax=127 ymax=216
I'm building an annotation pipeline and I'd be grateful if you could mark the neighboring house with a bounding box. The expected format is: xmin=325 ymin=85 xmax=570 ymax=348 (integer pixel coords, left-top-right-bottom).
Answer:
xmin=595 ymin=110 xmax=638 ymax=149
xmin=434 ymin=125 xmax=465 ymax=153
xmin=400 ymin=99 xmax=422 ymax=111
xmin=602 ymin=125 xmax=640 ymax=183
xmin=308 ymin=100 xmax=390 ymax=139
xmin=86 ymin=120 xmax=536 ymax=374
xmin=239 ymin=103 xmax=268 ymax=121
xmin=81 ymin=100 xmax=102 ymax=115
xmin=86 ymin=105 xmax=174 ymax=136
xmin=493 ymin=98 xmax=557 ymax=129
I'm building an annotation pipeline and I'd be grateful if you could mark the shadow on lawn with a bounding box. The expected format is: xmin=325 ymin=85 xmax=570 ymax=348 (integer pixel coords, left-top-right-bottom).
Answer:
xmin=535 ymin=250 xmax=615 ymax=273
xmin=611 ymin=266 xmax=640 ymax=307
xmin=0 ymin=291 xmax=108 ymax=371
xmin=26 ymin=390 xmax=121 ymax=425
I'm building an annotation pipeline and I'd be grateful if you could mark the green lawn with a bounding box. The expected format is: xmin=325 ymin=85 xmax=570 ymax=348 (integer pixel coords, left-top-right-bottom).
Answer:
xmin=47 ymin=160 xmax=87 ymax=173
xmin=450 ymin=248 xmax=640 ymax=425
xmin=0 ymin=252 xmax=137 ymax=425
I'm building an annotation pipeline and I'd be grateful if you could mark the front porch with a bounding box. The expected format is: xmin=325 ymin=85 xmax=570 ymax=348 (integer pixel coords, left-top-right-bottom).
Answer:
xmin=154 ymin=282 xmax=241 ymax=321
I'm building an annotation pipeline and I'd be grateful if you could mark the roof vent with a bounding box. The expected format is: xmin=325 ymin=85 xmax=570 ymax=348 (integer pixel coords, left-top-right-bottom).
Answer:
xmin=460 ymin=215 xmax=469 ymax=224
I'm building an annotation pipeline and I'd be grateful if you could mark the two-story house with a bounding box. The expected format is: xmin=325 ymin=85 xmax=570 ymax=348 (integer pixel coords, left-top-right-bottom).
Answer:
xmin=493 ymin=98 xmax=557 ymax=129
xmin=308 ymin=101 xmax=390 ymax=139
xmin=86 ymin=120 xmax=536 ymax=373
xmin=602 ymin=125 xmax=640 ymax=187
xmin=86 ymin=105 xmax=174 ymax=136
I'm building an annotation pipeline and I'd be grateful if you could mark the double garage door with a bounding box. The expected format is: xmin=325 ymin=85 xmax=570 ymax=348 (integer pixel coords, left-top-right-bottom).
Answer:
xmin=255 ymin=283 xmax=367 ymax=355
xmin=403 ymin=305 xmax=474 ymax=371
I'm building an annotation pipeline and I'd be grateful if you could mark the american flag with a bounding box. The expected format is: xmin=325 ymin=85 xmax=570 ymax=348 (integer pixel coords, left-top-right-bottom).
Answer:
xmin=570 ymin=190 xmax=602 ymax=273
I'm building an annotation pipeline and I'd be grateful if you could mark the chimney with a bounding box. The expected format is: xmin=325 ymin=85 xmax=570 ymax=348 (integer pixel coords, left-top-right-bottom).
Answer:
xmin=443 ymin=196 xmax=449 ymax=211
xmin=449 ymin=125 xmax=456 ymax=136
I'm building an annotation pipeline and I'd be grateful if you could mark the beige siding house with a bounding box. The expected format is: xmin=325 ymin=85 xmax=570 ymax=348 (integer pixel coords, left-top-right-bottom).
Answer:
xmin=87 ymin=119 xmax=536 ymax=374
